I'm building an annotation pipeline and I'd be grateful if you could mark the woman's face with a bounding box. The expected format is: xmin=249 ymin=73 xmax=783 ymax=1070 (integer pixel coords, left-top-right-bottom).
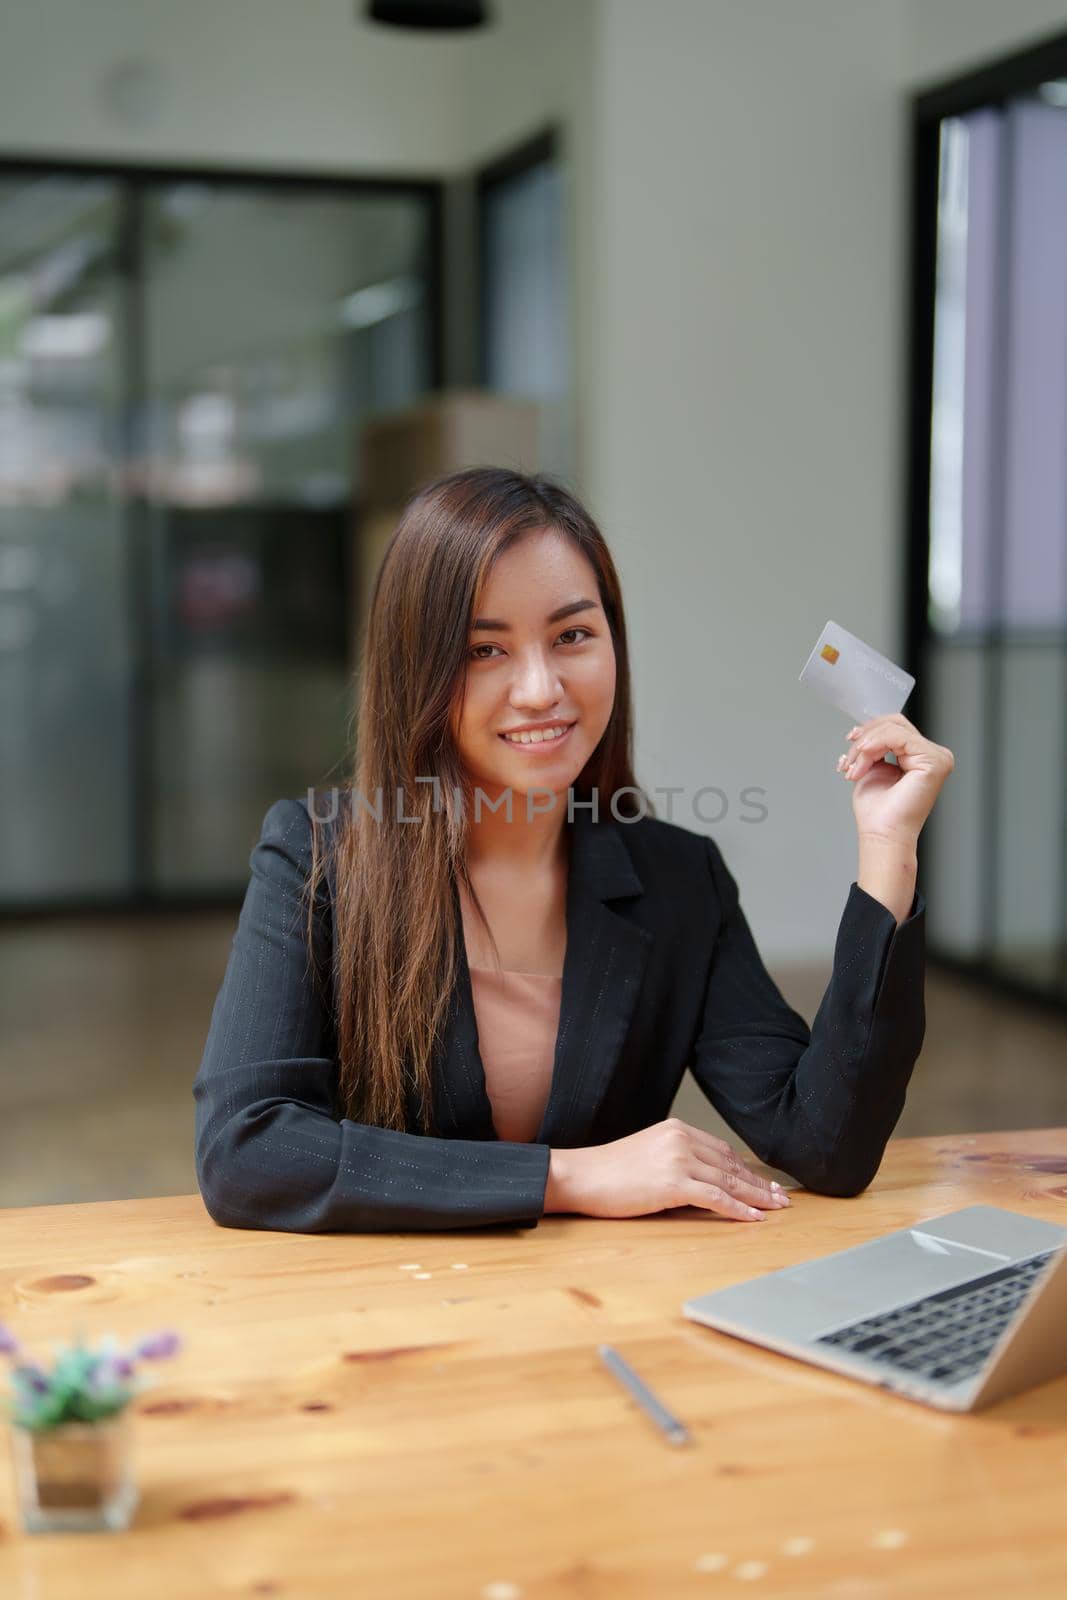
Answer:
xmin=450 ymin=528 xmax=617 ymax=799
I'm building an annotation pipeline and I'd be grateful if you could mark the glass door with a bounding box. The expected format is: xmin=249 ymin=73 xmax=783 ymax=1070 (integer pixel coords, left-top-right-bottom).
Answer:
xmin=0 ymin=175 xmax=134 ymax=906
xmin=0 ymin=169 xmax=439 ymax=909
xmin=140 ymin=181 xmax=435 ymax=893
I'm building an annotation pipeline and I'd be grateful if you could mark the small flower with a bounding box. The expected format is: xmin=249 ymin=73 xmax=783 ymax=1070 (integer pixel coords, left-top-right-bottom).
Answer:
xmin=0 ymin=1324 xmax=21 ymax=1358
xmin=13 ymin=1364 xmax=50 ymax=1395
xmin=87 ymin=1356 xmax=135 ymax=1390
xmin=130 ymin=1330 xmax=182 ymax=1362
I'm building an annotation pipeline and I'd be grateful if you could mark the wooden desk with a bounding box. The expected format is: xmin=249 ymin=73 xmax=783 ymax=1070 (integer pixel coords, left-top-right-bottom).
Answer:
xmin=2 ymin=1128 xmax=1067 ymax=1598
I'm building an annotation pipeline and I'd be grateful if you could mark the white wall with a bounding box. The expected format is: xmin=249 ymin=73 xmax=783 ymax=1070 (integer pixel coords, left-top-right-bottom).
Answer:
xmin=0 ymin=0 xmax=467 ymax=173
xmin=580 ymin=0 xmax=909 ymax=961
xmin=906 ymin=0 xmax=1067 ymax=88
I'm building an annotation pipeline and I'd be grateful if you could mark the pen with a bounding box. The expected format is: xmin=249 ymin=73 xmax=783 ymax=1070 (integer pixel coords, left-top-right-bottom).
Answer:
xmin=597 ymin=1343 xmax=691 ymax=1446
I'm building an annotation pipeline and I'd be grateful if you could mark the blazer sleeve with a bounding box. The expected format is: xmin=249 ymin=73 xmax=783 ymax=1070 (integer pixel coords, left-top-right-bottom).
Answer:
xmin=192 ymin=798 xmax=551 ymax=1234
xmin=688 ymin=834 xmax=926 ymax=1197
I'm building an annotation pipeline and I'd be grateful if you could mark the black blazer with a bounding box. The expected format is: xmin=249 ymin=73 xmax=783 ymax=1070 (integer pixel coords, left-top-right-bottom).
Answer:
xmin=193 ymin=796 xmax=926 ymax=1233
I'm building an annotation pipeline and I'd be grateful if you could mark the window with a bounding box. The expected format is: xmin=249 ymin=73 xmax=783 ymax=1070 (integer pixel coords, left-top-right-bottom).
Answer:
xmin=908 ymin=36 xmax=1067 ymax=1003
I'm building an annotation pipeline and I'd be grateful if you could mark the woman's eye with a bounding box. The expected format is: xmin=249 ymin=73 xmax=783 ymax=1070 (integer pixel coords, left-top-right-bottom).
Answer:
xmin=467 ymin=627 xmax=592 ymax=662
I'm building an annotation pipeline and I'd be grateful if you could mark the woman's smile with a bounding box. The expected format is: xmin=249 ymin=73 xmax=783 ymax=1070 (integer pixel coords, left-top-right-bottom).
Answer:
xmin=497 ymin=720 xmax=577 ymax=752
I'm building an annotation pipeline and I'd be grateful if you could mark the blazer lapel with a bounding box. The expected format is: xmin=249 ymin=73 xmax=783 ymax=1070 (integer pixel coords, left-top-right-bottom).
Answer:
xmin=438 ymin=804 xmax=653 ymax=1146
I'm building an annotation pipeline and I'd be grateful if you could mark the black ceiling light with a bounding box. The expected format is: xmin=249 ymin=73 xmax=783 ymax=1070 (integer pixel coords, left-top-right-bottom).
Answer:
xmin=364 ymin=0 xmax=490 ymax=30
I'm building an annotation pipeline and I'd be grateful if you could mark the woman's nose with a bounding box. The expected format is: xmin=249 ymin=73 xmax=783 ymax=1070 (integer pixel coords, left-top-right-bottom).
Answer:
xmin=510 ymin=652 xmax=563 ymax=706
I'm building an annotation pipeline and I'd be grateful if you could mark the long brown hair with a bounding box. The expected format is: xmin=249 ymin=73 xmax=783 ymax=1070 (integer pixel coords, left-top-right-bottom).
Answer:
xmin=305 ymin=466 xmax=651 ymax=1134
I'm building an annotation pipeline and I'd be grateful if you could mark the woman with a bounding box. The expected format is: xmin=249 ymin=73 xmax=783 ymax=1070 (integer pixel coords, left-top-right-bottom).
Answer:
xmin=193 ymin=467 xmax=954 ymax=1234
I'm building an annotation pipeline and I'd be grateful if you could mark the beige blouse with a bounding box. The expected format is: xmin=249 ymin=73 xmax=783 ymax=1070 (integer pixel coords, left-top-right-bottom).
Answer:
xmin=468 ymin=964 xmax=562 ymax=1142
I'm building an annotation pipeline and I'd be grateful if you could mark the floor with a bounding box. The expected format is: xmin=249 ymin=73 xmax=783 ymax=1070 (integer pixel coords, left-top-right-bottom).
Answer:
xmin=2 ymin=912 xmax=1065 ymax=1210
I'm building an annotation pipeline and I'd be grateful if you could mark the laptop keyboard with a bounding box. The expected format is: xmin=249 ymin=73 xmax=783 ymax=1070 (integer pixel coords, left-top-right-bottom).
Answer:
xmin=814 ymin=1250 xmax=1057 ymax=1386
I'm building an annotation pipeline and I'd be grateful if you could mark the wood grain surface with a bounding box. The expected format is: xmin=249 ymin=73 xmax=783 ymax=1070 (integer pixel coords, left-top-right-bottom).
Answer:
xmin=3 ymin=1128 xmax=1067 ymax=1599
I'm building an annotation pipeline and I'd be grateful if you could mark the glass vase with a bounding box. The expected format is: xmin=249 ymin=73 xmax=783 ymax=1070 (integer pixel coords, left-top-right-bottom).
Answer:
xmin=10 ymin=1409 xmax=139 ymax=1533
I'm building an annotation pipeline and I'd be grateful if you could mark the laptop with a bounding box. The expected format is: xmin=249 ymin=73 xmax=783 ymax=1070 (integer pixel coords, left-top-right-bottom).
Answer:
xmin=682 ymin=1206 xmax=1067 ymax=1411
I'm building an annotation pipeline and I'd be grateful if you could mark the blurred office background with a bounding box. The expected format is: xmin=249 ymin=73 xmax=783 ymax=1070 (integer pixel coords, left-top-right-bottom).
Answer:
xmin=1 ymin=0 xmax=1066 ymax=1206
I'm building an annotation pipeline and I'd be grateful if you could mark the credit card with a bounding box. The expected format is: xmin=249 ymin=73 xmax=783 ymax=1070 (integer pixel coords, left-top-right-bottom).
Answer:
xmin=798 ymin=620 xmax=915 ymax=723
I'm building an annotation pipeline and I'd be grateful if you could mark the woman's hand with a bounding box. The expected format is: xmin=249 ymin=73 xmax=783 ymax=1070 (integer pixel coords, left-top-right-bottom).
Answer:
xmin=544 ymin=1118 xmax=792 ymax=1221
xmin=836 ymin=712 xmax=955 ymax=848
